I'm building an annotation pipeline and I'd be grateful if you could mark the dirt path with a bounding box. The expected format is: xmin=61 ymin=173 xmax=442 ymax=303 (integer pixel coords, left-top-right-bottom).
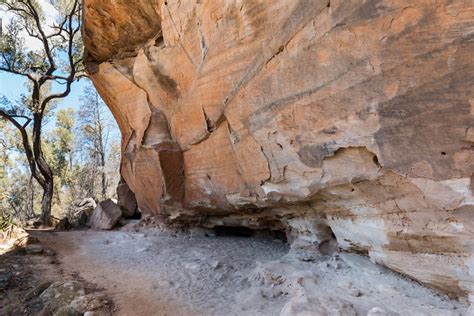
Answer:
xmin=33 ymin=229 xmax=289 ymax=316
xmin=31 ymin=229 xmax=468 ymax=316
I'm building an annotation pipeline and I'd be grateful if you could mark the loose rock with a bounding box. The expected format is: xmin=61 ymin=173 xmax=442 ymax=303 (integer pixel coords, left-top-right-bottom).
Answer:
xmin=70 ymin=294 xmax=108 ymax=313
xmin=45 ymin=248 xmax=56 ymax=256
xmin=53 ymin=306 xmax=82 ymax=316
xmin=88 ymin=199 xmax=122 ymax=230
xmin=26 ymin=244 xmax=44 ymax=255
xmin=40 ymin=281 xmax=85 ymax=313
xmin=367 ymin=307 xmax=389 ymax=316
xmin=116 ymin=181 xmax=138 ymax=218
xmin=0 ymin=269 xmax=12 ymax=291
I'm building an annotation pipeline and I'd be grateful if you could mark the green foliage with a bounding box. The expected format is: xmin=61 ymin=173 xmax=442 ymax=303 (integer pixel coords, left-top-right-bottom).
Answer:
xmin=0 ymin=17 xmax=49 ymax=75
xmin=48 ymin=108 xmax=75 ymax=174
xmin=43 ymin=108 xmax=76 ymax=206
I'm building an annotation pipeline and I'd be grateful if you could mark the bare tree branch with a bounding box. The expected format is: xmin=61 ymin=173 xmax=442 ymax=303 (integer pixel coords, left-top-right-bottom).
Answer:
xmin=0 ymin=109 xmax=45 ymax=187
xmin=0 ymin=65 xmax=36 ymax=82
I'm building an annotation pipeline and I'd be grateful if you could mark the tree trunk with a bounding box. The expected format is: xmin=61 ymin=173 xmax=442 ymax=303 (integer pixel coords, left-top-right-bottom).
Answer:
xmin=39 ymin=176 xmax=53 ymax=225
xmin=33 ymin=113 xmax=55 ymax=226
xmin=96 ymin=96 xmax=107 ymax=200
xmin=100 ymin=152 xmax=106 ymax=199
xmin=26 ymin=175 xmax=35 ymax=219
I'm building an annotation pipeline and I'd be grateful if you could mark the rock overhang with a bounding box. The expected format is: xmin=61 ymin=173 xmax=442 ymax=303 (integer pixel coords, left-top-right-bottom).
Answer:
xmin=83 ymin=0 xmax=474 ymax=302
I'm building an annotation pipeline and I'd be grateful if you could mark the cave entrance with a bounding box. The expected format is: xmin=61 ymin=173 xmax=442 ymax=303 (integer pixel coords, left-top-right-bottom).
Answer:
xmin=213 ymin=225 xmax=287 ymax=242
xmin=129 ymin=209 xmax=142 ymax=220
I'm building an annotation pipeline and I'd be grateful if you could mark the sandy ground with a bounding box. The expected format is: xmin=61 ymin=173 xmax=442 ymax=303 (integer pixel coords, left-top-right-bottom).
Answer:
xmin=0 ymin=233 xmax=115 ymax=315
xmin=29 ymin=229 xmax=468 ymax=316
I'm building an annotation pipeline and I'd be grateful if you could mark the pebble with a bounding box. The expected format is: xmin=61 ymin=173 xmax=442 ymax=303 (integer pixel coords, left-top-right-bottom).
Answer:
xmin=210 ymin=260 xmax=222 ymax=269
xmin=45 ymin=249 xmax=56 ymax=256
xmin=70 ymin=293 xmax=108 ymax=313
xmin=25 ymin=281 xmax=53 ymax=300
xmin=367 ymin=307 xmax=388 ymax=315
xmin=26 ymin=244 xmax=44 ymax=255
xmin=136 ymin=247 xmax=150 ymax=253
xmin=349 ymin=288 xmax=362 ymax=297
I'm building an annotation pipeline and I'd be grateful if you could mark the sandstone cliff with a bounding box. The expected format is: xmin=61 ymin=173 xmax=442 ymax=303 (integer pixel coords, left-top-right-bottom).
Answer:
xmin=84 ymin=0 xmax=474 ymax=303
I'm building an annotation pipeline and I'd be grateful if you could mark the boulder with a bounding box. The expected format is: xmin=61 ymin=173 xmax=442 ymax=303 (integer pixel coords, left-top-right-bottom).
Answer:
xmin=0 ymin=225 xmax=35 ymax=247
xmin=116 ymin=181 xmax=138 ymax=218
xmin=40 ymin=281 xmax=85 ymax=314
xmin=25 ymin=281 xmax=53 ymax=300
xmin=53 ymin=217 xmax=71 ymax=230
xmin=88 ymin=199 xmax=122 ymax=230
xmin=75 ymin=198 xmax=97 ymax=215
xmin=52 ymin=198 xmax=98 ymax=230
xmin=68 ymin=198 xmax=97 ymax=228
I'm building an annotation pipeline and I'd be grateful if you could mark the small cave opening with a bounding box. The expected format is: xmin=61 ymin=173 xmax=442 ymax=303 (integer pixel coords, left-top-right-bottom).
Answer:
xmin=129 ymin=209 xmax=142 ymax=220
xmin=213 ymin=225 xmax=288 ymax=242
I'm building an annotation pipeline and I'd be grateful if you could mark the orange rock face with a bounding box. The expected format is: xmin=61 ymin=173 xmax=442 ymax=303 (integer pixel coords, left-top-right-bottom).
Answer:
xmin=84 ymin=0 xmax=474 ymax=302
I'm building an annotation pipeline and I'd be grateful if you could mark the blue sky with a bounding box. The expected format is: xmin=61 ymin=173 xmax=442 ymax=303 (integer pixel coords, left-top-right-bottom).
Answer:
xmin=0 ymin=72 xmax=85 ymax=105
xmin=0 ymin=69 xmax=121 ymax=149
xmin=0 ymin=72 xmax=89 ymax=131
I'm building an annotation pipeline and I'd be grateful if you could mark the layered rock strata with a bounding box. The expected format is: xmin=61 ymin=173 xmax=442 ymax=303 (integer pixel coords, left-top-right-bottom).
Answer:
xmin=84 ymin=0 xmax=474 ymax=303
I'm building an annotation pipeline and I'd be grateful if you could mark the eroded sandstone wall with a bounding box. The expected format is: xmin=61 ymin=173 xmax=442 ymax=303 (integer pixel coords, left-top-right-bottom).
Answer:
xmin=84 ymin=0 xmax=474 ymax=302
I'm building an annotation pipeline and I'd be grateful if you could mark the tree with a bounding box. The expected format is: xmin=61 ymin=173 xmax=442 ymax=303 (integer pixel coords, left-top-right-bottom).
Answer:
xmin=46 ymin=107 xmax=75 ymax=204
xmin=0 ymin=0 xmax=83 ymax=225
xmin=78 ymin=83 xmax=112 ymax=200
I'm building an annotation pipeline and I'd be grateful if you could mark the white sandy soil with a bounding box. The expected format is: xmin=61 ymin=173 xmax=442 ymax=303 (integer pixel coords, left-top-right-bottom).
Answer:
xmin=31 ymin=229 xmax=468 ymax=316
